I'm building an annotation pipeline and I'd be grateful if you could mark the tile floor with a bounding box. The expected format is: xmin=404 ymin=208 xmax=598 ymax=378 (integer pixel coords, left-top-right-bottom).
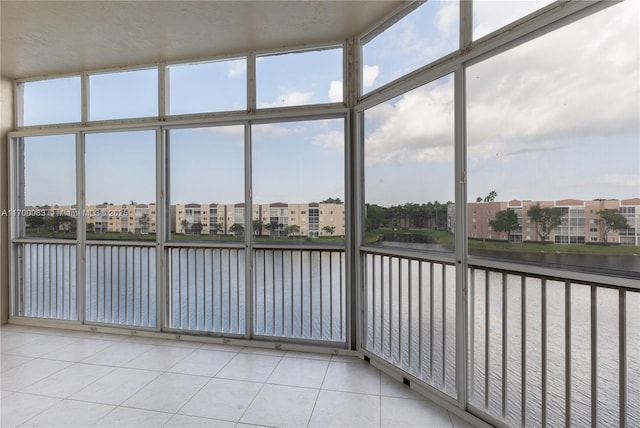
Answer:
xmin=1 ymin=324 xmax=477 ymax=428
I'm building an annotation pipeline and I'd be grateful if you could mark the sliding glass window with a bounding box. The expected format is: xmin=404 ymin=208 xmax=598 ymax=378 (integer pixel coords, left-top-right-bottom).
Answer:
xmin=252 ymin=119 xmax=345 ymax=243
xmin=257 ymin=48 xmax=343 ymax=108
xmin=467 ymin=0 xmax=639 ymax=276
xmin=168 ymin=125 xmax=245 ymax=242
xmin=362 ymin=1 xmax=458 ymax=94
xmin=168 ymin=58 xmax=247 ymax=115
xmin=363 ymin=75 xmax=455 ymax=254
xmin=84 ymin=131 xmax=157 ymax=241
xmin=21 ymin=134 xmax=77 ymax=240
xmin=20 ymin=77 xmax=81 ymax=126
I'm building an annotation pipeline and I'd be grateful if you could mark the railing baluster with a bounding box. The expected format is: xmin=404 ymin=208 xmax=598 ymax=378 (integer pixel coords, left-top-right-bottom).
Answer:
xmin=418 ymin=260 xmax=423 ymax=375
xmin=442 ymin=263 xmax=446 ymax=390
xmin=430 ymin=261 xmax=434 ymax=382
xmin=408 ymin=259 xmax=412 ymax=371
xmin=619 ymin=289 xmax=626 ymax=428
xmin=566 ymin=281 xmax=572 ymax=427
xmin=591 ymin=284 xmax=598 ymax=428
xmin=219 ymin=248 xmax=223 ymax=332
xmin=329 ymin=251 xmax=333 ymax=340
xmin=281 ymin=250 xmax=285 ymax=337
xmin=469 ymin=267 xmax=475 ymax=403
xmin=399 ymin=257 xmax=403 ymax=365
xmin=521 ymin=275 xmax=527 ymax=428
xmin=502 ymin=272 xmax=508 ymax=420
xmin=320 ymin=251 xmax=323 ymax=339
xmin=542 ymin=278 xmax=548 ymax=428
xmin=485 ymin=269 xmax=490 ymax=411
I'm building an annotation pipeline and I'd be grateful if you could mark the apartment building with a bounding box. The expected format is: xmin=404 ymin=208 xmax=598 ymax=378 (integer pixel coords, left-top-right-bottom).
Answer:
xmin=464 ymin=198 xmax=640 ymax=245
xmin=174 ymin=201 xmax=346 ymax=237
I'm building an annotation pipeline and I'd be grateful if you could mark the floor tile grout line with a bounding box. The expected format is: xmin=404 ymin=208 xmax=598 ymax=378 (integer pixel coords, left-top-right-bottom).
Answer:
xmin=305 ymin=349 xmax=334 ymax=428
xmin=172 ymin=344 xmax=256 ymax=419
xmin=232 ymin=352 xmax=287 ymax=425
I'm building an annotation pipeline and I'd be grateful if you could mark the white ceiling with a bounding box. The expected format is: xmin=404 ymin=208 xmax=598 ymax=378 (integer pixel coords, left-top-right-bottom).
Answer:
xmin=0 ymin=0 xmax=405 ymax=80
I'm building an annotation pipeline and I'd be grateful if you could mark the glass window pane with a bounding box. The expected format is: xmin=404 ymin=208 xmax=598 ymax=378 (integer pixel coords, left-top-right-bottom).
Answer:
xmin=169 ymin=58 xmax=246 ymax=115
xmin=364 ymin=75 xmax=455 ymax=253
xmin=362 ymin=1 xmax=458 ymax=94
xmin=252 ymin=119 xmax=345 ymax=242
xmin=467 ymin=1 xmax=639 ymax=277
xmin=473 ymin=0 xmax=555 ymax=40
xmin=22 ymin=135 xmax=76 ymax=239
xmin=89 ymin=68 xmax=158 ymax=121
xmin=22 ymin=77 xmax=81 ymax=126
xmin=85 ymin=130 xmax=156 ymax=240
xmin=257 ymin=48 xmax=342 ymax=108
xmin=169 ymin=126 xmax=245 ymax=241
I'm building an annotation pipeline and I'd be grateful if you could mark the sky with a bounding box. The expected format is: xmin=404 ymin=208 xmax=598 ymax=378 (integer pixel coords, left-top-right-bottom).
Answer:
xmin=22 ymin=0 xmax=640 ymax=209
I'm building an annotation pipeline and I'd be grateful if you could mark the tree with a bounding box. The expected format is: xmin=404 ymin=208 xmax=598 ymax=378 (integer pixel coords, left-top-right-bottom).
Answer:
xmin=138 ymin=213 xmax=150 ymax=234
xmin=229 ymin=223 xmax=244 ymax=236
xmin=181 ymin=219 xmax=189 ymax=234
xmin=191 ymin=221 xmax=203 ymax=236
xmin=476 ymin=191 xmax=497 ymax=204
xmin=365 ymin=204 xmax=387 ymax=231
xmin=264 ymin=221 xmax=283 ymax=237
xmin=252 ymin=220 xmax=264 ymax=236
xmin=597 ymin=209 xmax=629 ymax=244
xmin=211 ymin=223 xmax=224 ymax=235
xmin=26 ymin=214 xmax=46 ymax=231
xmin=489 ymin=209 xmax=519 ymax=241
xmin=527 ymin=203 xmax=562 ymax=243
xmin=322 ymin=225 xmax=336 ymax=236
xmin=86 ymin=222 xmax=95 ymax=232
xmin=285 ymin=224 xmax=300 ymax=237
xmin=320 ymin=197 xmax=343 ymax=204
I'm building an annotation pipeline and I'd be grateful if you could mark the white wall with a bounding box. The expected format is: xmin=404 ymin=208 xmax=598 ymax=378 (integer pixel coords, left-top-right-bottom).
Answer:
xmin=1 ymin=76 xmax=13 ymax=323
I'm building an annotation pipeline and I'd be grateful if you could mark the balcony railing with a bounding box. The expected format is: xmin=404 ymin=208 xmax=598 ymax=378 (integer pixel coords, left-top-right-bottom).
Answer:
xmin=85 ymin=242 xmax=156 ymax=328
xmin=167 ymin=246 xmax=245 ymax=335
xmin=11 ymin=239 xmax=638 ymax=427
xmin=14 ymin=242 xmax=77 ymax=320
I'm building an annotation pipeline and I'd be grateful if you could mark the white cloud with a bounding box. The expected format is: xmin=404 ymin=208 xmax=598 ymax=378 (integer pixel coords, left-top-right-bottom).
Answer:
xmin=473 ymin=0 xmax=555 ymax=39
xmin=313 ymin=130 xmax=344 ymax=154
xmin=434 ymin=2 xmax=458 ymax=38
xmin=362 ymin=65 xmax=379 ymax=90
xmin=365 ymin=1 xmax=639 ymax=169
xmin=365 ymin=78 xmax=454 ymax=165
xmin=259 ymin=90 xmax=313 ymax=108
xmin=253 ymin=123 xmax=306 ymax=138
xmin=328 ymin=80 xmax=343 ymax=103
xmin=226 ymin=59 xmax=246 ymax=78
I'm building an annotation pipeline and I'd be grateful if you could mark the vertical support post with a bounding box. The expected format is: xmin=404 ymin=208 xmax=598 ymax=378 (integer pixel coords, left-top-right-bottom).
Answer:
xmin=158 ymin=64 xmax=169 ymax=119
xmin=155 ymin=127 xmax=165 ymax=331
xmin=619 ymin=289 xmax=626 ymax=428
xmin=454 ymin=61 xmax=469 ymax=408
xmin=346 ymin=36 xmax=361 ymax=351
xmin=76 ymin=131 xmax=85 ymax=324
xmin=244 ymin=122 xmax=253 ymax=340
xmin=81 ymin=72 xmax=89 ymax=124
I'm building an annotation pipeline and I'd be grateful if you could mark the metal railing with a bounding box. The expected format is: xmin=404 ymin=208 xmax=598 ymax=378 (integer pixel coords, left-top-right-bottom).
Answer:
xmin=14 ymin=242 xmax=77 ymax=320
xmin=253 ymin=248 xmax=346 ymax=342
xmin=167 ymin=246 xmax=246 ymax=335
xmin=467 ymin=266 xmax=640 ymax=427
xmin=85 ymin=243 xmax=156 ymax=328
xmin=362 ymin=251 xmax=458 ymax=398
